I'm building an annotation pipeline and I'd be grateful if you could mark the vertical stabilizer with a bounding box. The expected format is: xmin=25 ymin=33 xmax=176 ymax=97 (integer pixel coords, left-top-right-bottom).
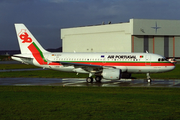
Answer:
xmin=14 ymin=24 xmax=48 ymax=54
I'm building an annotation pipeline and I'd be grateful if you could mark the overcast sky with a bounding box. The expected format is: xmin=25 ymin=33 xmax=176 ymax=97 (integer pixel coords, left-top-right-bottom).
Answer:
xmin=1 ymin=0 xmax=180 ymax=50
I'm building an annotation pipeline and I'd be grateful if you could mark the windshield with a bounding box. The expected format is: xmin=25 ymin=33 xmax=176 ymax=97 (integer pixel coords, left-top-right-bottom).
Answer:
xmin=158 ymin=58 xmax=168 ymax=61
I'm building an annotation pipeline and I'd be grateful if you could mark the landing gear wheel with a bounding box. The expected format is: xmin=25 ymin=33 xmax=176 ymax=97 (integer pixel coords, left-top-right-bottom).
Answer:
xmin=147 ymin=78 xmax=151 ymax=83
xmin=86 ymin=77 xmax=93 ymax=83
xmin=95 ymin=76 xmax=102 ymax=83
xmin=146 ymin=73 xmax=151 ymax=83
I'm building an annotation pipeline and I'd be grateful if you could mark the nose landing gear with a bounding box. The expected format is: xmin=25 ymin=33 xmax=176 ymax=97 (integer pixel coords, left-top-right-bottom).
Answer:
xmin=147 ymin=73 xmax=151 ymax=83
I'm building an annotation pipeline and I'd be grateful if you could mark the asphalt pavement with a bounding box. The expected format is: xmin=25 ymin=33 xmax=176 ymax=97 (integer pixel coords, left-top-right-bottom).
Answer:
xmin=0 ymin=78 xmax=180 ymax=87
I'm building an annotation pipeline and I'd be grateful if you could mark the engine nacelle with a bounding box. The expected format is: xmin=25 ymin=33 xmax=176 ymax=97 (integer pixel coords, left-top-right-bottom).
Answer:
xmin=102 ymin=69 xmax=121 ymax=80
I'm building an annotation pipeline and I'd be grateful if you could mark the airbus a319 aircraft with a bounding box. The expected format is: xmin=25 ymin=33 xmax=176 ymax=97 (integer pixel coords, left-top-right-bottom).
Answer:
xmin=12 ymin=24 xmax=176 ymax=83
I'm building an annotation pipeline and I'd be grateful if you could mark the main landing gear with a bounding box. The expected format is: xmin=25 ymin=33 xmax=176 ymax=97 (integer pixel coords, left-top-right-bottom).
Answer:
xmin=86 ymin=76 xmax=102 ymax=83
xmin=147 ymin=73 xmax=152 ymax=83
xmin=86 ymin=77 xmax=93 ymax=83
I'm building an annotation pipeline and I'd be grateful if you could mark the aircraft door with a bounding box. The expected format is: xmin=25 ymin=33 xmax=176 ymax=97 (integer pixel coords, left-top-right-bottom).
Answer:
xmin=102 ymin=58 xmax=106 ymax=64
xmin=145 ymin=55 xmax=151 ymax=66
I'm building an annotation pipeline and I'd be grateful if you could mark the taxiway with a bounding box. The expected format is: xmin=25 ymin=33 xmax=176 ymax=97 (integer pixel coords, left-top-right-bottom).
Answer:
xmin=0 ymin=78 xmax=180 ymax=87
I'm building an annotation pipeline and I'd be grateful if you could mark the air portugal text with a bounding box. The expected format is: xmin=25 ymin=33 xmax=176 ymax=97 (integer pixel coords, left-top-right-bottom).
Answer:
xmin=107 ymin=55 xmax=137 ymax=59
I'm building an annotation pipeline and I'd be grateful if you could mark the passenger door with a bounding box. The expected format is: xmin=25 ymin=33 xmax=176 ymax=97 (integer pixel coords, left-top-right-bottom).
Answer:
xmin=145 ymin=55 xmax=151 ymax=66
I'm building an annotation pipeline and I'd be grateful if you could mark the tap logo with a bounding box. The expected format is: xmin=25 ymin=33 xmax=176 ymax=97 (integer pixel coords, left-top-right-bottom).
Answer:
xmin=19 ymin=29 xmax=32 ymax=43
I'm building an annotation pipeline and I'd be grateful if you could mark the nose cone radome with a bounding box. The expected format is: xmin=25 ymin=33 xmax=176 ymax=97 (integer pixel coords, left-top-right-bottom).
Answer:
xmin=166 ymin=64 xmax=176 ymax=72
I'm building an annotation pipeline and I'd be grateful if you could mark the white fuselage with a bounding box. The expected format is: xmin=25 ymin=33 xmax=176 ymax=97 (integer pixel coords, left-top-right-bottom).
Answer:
xmin=13 ymin=52 xmax=175 ymax=74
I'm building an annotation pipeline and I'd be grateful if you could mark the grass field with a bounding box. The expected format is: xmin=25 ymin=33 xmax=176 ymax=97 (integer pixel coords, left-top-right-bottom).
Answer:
xmin=0 ymin=63 xmax=180 ymax=79
xmin=0 ymin=86 xmax=180 ymax=120
xmin=0 ymin=55 xmax=10 ymax=61
xmin=0 ymin=63 xmax=38 ymax=70
xmin=0 ymin=62 xmax=180 ymax=119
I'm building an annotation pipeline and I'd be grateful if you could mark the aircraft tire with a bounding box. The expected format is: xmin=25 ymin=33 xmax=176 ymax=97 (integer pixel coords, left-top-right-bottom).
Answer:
xmin=86 ymin=77 xmax=93 ymax=83
xmin=95 ymin=76 xmax=102 ymax=83
xmin=147 ymin=78 xmax=151 ymax=83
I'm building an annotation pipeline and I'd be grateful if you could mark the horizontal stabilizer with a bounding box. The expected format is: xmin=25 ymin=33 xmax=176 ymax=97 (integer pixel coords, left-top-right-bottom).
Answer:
xmin=12 ymin=55 xmax=33 ymax=64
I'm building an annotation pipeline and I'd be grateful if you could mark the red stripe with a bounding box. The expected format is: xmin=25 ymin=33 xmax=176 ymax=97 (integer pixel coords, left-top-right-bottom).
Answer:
xmin=28 ymin=43 xmax=61 ymax=65
xmin=48 ymin=63 xmax=61 ymax=65
xmin=28 ymin=43 xmax=47 ymax=65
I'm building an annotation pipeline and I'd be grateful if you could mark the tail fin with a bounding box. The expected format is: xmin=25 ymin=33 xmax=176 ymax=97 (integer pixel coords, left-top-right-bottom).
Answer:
xmin=14 ymin=24 xmax=49 ymax=54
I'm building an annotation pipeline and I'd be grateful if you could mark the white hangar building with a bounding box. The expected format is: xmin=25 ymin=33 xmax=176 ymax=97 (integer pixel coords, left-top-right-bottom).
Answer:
xmin=61 ymin=19 xmax=180 ymax=58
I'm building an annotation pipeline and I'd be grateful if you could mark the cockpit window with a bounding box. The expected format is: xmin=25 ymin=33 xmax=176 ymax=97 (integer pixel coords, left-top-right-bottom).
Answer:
xmin=158 ymin=58 xmax=167 ymax=61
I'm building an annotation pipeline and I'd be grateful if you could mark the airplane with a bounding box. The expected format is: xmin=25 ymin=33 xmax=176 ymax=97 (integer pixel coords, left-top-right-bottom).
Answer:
xmin=12 ymin=24 xmax=176 ymax=83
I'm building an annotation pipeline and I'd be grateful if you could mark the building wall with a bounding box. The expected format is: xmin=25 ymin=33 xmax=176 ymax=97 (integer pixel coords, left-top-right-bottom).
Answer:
xmin=62 ymin=31 xmax=131 ymax=52
xmin=148 ymin=36 xmax=154 ymax=53
xmin=133 ymin=36 xmax=143 ymax=52
xmin=61 ymin=23 xmax=132 ymax=52
xmin=132 ymin=19 xmax=180 ymax=35
xmin=61 ymin=19 xmax=180 ymax=60
xmin=175 ymin=37 xmax=180 ymax=57
xmin=132 ymin=35 xmax=178 ymax=58
xmin=169 ymin=37 xmax=174 ymax=57
xmin=154 ymin=36 xmax=164 ymax=56
xmin=131 ymin=19 xmax=180 ymax=59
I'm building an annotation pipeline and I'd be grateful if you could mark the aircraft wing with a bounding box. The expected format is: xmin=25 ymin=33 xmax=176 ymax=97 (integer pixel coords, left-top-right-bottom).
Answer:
xmin=59 ymin=62 xmax=102 ymax=67
xmin=52 ymin=61 xmax=113 ymax=73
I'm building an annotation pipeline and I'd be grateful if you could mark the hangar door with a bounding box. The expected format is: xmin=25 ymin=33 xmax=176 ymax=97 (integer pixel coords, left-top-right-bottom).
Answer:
xmin=132 ymin=35 xmax=174 ymax=58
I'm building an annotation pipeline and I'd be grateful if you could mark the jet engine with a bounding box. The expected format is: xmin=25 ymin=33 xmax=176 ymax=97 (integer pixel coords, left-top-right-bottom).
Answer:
xmin=102 ymin=69 xmax=121 ymax=80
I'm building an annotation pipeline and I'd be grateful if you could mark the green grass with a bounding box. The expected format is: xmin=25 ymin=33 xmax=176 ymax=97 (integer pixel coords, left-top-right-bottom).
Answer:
xmin=0 ymin=63 xmax=180 ymax=119
xmin=0 ymin=86 xmax=180 ymax=120
xmin=0 ymin=64 xmax=38 ymax=70
xmin=0 ymin=55 xmax=9 ymax=61
xmin=0 ymin=70 xmax=88 ymax=78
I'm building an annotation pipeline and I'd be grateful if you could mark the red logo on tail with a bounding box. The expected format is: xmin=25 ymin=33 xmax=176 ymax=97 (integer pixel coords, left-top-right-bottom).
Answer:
xmin=19 ymin=30 xmax=32 ymax=43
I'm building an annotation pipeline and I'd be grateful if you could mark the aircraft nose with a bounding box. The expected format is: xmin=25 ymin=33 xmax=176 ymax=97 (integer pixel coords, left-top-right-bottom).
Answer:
xmin=168 ymin=64 xmax=176 ymax=71
xmin=161 ymin=64 xmax=176 ymax=73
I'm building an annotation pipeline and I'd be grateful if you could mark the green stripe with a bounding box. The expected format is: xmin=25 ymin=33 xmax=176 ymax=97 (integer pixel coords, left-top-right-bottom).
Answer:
xmin=32 ymin=42 xmax=47 ymax=62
